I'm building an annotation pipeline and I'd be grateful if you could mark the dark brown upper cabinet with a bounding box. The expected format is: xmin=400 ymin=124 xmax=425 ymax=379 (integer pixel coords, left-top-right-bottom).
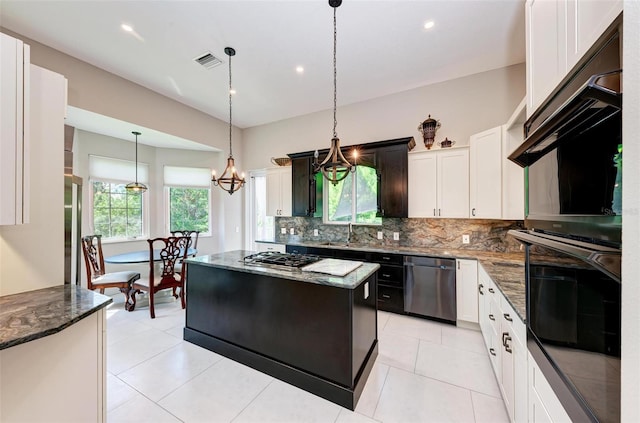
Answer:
xmin=289 ymin=154 xmax=321 ymax=217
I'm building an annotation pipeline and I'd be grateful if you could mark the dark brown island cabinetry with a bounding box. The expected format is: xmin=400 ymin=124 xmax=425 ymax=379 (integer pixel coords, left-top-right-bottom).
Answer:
xmin=286 ymin=245 xmax=405 ymax=313
xmin=184 ymin=251 xmax=379 ymax=410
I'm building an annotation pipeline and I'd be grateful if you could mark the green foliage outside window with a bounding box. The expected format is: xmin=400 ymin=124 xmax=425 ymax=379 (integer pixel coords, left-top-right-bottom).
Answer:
xmin=169 ymin=187 xmax=210 ymax=233
xmin=326 ymin=166 xmax=381 ymax=224
xmin=92 ymin=181 xmax=143 ymax=239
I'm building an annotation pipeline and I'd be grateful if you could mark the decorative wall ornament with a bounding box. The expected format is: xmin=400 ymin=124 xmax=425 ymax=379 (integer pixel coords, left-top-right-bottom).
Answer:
xmin=417 ymin=115 xmax=441 ymax=149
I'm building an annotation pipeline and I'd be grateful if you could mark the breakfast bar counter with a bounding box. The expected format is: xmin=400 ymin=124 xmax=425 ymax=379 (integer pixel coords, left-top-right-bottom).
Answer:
xmin=183 ymin=250 xmax=379 ymax=410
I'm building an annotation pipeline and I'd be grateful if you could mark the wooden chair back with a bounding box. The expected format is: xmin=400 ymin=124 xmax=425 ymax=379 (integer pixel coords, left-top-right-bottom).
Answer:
xmin=170 ymin=230 xmax=200 ymax=251
xmin=81 ymin=235 xmax=106 ymax=285
xmin=148 ymin=236 xmax=192 ymax=288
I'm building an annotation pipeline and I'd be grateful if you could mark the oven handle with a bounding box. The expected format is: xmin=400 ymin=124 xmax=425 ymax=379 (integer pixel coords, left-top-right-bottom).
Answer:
xmin=508 ymin=230 xmax=621 ymax=282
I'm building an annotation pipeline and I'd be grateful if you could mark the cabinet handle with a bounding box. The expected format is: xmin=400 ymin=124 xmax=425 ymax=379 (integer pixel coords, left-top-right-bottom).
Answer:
xmin=457 ymin=261 xmax=460 ymax=270
xmin=382 ymin=294 xmax=391 ymax=299
xmin=504 ymin=313 xmax=512 ymax=322
xmin=382 ymin=256 xmax=391 ymax=261
xmin=504 ymin=335 xmax=513 ymax=354
xmin=382 ymin=273 xmax=391 ymax=278
xmin=502 ymin=331 xmax=509 ymax=346
xmin=433 ymin=208 xmax=436 ymax=216
xmin=488 ymin=287 xmax=495 ymax=293
xmin=478 ymin=283 xmax=484 ymax=295
xmin=489 ymin=314 xmax=495 ymax=321
xmin=489 ymin=348 xmax=496 ymax=356
xmin=438 ymin=209 xmax=441 ymax=216
xmin=472 ymin=208 xmax=476 ymax=216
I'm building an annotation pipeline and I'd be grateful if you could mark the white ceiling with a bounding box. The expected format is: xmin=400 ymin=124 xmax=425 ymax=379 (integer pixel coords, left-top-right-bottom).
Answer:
xmin=1 ymin=0 xmax=525 ymax=148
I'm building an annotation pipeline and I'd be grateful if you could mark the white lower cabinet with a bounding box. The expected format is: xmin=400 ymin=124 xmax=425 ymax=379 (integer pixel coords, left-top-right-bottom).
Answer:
xmin=478 ymin=264 xmax=526 ymax=423
xmin=528 ymin=351 xmax=572 ymax=423
xmin=455 ymin=259 xmax=478 ymax=324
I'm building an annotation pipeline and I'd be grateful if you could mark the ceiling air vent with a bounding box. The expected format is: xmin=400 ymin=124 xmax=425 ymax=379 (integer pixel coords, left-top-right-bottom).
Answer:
xmin=194 ymin=51 xmax=223 ymax=70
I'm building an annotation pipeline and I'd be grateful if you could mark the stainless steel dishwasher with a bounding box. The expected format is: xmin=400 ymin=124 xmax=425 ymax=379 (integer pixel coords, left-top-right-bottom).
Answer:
xmin=404 ymin=256 xmax=456 ymax=323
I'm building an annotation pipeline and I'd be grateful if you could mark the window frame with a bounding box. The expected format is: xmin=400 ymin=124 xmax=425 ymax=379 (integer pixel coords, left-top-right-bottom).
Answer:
xmin=89 ymin=178 xmax=150 ymax=243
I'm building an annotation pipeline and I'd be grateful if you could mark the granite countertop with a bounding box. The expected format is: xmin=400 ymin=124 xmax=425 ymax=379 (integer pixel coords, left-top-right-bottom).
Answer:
xmin=0 ymin=285 xmax=112 ymax=350
xmin=268 ymin=240 xmax=527 ymax=322
xmin=186 ymin=250 xmax=380 ymax=290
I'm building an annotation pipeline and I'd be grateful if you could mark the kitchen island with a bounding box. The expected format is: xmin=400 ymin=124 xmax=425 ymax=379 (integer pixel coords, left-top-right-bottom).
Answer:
xmin=184 ymin=250 xmax=379 ymax=410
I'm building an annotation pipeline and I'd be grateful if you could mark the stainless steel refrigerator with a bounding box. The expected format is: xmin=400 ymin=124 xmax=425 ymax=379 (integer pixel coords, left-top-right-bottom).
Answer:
xmin=64 ymin=124 xmax=83 ymax=285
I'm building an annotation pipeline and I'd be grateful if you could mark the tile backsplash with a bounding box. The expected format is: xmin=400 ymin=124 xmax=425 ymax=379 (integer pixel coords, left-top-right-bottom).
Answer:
xmin=274 ymin=217 xmax=524 ymax=253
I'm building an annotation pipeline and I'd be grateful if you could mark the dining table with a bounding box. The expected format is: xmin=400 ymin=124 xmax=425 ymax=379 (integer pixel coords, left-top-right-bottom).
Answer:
xmin=104 ymin=248 xmax=197 ymax=264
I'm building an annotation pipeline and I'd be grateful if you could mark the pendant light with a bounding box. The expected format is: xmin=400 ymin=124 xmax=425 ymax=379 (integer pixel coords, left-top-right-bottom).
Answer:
xmin=212 ymin=47 xmax=245 ymax=195
xmin=125 ymin=131 xmax=147 ymax=193
xmin=314 ymin=0 xmax=356 ymax=186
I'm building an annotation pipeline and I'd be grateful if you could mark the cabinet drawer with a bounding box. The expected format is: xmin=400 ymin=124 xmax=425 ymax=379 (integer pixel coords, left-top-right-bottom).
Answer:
xmin=335 ymin=249 xmax=370 ymax=261
xmin=378 ymin=285 xmax=404 ymax=313
xmin=377 ymin=265 xmax=403 ymax=286
xmin=371 ymin=253 xmax=404 ymax=266
xmin=501 ymin=295 xmax=526 ymax=346
xmin=286 ymin=245 xmax=307 ymax=255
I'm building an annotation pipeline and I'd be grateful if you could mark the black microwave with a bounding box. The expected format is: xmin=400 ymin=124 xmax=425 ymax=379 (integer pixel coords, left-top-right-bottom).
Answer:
xmin=509 ymin=22 xmax=622 ymax=248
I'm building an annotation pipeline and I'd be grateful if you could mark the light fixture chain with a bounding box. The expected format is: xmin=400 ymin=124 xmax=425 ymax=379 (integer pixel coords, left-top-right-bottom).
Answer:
xmin=228 ymin=52 xmax=233 ymax=158
xmin=333 ymin=6 xmax=338 ymax=139
xmin=135 ymin=133 xmax=138 ymax=182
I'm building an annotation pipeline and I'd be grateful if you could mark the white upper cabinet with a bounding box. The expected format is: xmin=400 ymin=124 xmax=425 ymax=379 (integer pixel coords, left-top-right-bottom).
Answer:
xmin=566 ymin=0 xmax=622 ymax=72
xmin=266 ymin=166 xmax=292 ymax=217
xmin=1 ymin=33 xmax=30 ymax=225
xmin=408 ymin=148 xmax=469 ymax=218
xmin=526 ymin=0 xmax=622 ymax=117
xmin=469 ymin=126 xmax=502 ymax=219
xmin=526 ymin=0 xmax=567 ymax=116
xmin=502 ymin=98 xmax=526 ymax=220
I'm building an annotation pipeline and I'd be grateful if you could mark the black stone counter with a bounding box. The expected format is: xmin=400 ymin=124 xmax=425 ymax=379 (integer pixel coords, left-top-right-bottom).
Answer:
xmin=0 ymin=285 xmax=112 ymax=350
xmin=186 ymin=250 xmax=380 ymax=289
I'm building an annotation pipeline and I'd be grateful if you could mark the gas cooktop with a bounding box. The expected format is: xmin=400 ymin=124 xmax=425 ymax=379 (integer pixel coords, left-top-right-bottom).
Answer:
xmin=242 ymin=251 xmax=321 ymax=271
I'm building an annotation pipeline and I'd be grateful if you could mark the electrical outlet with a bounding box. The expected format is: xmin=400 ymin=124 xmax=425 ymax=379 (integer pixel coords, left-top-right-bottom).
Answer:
xmin=281 ymin=227 xmax=287 ymax=235
xmin=290 ymin=228 xmax=295 ymax=235
xmin=462 ymin=234 xmax=470 ymax=244
xmin=393 ymin=232 xmax=400 ymax=241
xmin=377 ymin=231 xmax=383 ymax=240
xmin=313 ymin=229 xmax=319 ymax=237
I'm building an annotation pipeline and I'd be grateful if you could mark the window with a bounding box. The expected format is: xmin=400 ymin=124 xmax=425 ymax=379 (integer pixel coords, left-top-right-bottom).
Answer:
xmin=325 ymin=165 xmax=381 ymax=225
xmin=92 ymin=181 xmax=144 ymax=238
xmin=89 ymin=155 xmax=149 ymax=240
xmin=164 ymin=166 xmax=211 ymax=234
xmin=251 ymin=172 xmax=274 ymax=241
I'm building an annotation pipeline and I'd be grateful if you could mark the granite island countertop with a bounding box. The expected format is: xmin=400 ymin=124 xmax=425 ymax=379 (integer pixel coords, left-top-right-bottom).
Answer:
xmin=186 ymin=250 xmax=380 ymax=290
xmin=0 ymin=285 xmax=112 ymax=350
xmin=262 ymin=240 xmax=527 ymax=322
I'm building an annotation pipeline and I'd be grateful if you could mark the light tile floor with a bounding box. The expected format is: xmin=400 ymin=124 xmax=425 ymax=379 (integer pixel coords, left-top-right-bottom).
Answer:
xmin=106 ymin=295 xmax=509 ymax=423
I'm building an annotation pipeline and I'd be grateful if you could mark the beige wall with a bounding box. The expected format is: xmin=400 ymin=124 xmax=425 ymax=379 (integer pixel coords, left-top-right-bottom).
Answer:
xmin=243 ymin=63 xmax=526 ymax=171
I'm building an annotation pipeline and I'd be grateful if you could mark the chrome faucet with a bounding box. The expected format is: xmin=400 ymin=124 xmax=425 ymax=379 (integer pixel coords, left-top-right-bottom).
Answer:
xmin=347 ymin=222 xmax=353 ymax=244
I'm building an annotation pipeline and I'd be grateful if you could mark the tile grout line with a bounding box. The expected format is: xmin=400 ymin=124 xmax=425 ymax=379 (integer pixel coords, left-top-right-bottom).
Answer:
xmin=370 ymin=364 xmax=391 ymax=422
xmin=229 ymin=378 xmax=276 ymax=422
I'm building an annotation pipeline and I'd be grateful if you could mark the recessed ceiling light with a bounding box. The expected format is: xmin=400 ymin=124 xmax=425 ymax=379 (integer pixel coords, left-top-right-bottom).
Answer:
xmin=424 ymin=21 xmax=435 ymax=30
xmin=296 ymin=66 xmax=304 ymax=74
xmin=121 ymin=23 xmax=133 ymax=32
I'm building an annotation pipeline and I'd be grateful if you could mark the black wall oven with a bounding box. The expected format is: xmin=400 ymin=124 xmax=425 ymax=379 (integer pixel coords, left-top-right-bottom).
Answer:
xmin=509 ymin=16 xmax=622 ymax=423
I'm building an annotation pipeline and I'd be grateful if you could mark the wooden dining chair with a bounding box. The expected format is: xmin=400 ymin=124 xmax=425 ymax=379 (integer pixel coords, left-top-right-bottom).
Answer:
xmin=131 ymin=236 xmax=191 ymax=319
xmin=170 ymin=230 xmax=200 ymax=253
xmin=81 ymin=235 xmax=141 ymax=311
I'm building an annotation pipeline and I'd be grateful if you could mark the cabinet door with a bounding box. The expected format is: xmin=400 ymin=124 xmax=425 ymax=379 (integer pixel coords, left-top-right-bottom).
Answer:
xmin=478 ymin=268 xmax=491 ymax=346
xmin=291 ymin=157 xmax=315 ymax=216
xmin=376 ymin=144 xmax=408 ymax=218
xmin=437 ymin=149 xmax=469 ymax=218
xmin=500 ymin=315 xmax=516 ymax=420
xmin=526 ymin=0 xmax=567 ymax=116
xmin=455 ymin=259 xmax=479 ymax=323
xmin=0 ymin=33 xmax=29 ymax=225
xmin=469 ymin=127 xmax=502 ymax=219
xmin=408 ymin=152 xmax=437 ymax=217
xmin=566 ymin=0 xmax=622 ymax=72
xmin=266 ymin=168 xmax=282 ymax=216
xmin=280 ymin=167 xmax=292 ymax=216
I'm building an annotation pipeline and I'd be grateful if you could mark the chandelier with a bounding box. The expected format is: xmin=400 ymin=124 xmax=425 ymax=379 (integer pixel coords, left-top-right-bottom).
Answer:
xmin=314 ymin=0 xmax=356 ymax=186
xmin=125 ymin=131 xmax=147 ymax=193
xmin=212 ymin=47 xmax=245 ymax=195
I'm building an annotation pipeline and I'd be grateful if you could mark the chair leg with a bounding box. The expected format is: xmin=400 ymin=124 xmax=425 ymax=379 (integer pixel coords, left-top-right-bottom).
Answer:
xmin=149 ymin=289 xmax=156 ymax=319
xmin=100 ymin=288 xmax=105 ymax=294
xmin=130 ymin=289 xmax=140 ymax=312
xmin=120 ymin=286 xmax=135 ymax=311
